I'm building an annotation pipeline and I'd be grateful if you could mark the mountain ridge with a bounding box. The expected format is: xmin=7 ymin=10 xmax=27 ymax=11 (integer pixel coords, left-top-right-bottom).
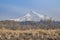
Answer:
xmin=9 ymin=11 xmax=53 ymax=22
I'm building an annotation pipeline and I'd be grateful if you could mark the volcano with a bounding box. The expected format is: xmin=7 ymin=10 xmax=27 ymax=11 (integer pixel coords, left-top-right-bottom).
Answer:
xmin=10 ymin=11 xmax=52 ymax=22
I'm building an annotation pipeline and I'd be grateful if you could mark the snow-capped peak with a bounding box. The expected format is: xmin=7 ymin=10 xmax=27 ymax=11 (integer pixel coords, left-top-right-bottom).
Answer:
xmin=25 ymin=13 xmax=31 ymax=17
xmin=9 ymin=11 xmax=52 ymax=22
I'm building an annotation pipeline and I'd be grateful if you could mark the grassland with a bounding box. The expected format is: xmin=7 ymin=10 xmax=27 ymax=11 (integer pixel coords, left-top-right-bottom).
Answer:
xmin=0 ymin=29 xmax=60 ymax=40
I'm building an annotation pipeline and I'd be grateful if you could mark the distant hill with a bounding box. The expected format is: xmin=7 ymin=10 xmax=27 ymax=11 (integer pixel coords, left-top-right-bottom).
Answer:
xmin=0 ymin=20 xmax=60 ymax=30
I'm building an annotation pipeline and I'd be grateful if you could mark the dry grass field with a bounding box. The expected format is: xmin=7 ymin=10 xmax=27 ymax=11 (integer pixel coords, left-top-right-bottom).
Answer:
xmin=0 ymin=28 xmax=60 ymax=40
xmin=0 ymin=21 xmax=60 ymax=40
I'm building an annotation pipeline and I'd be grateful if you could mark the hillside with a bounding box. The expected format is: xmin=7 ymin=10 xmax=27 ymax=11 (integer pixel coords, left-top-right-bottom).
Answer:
xmin=0 ymin=20 xmax=60 ymax=40
xmin=0 ymin=20 xmax=60 ymax=30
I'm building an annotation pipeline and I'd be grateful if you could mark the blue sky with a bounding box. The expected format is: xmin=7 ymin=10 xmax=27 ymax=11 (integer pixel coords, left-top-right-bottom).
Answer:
xmin=0 ymin=0 xmax=60 ymax=21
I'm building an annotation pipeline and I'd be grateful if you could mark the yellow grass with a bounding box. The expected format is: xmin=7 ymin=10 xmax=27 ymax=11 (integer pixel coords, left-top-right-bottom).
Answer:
xmin=0 ymin=28 xmax=60 ymax=36
xmin=0 ymin=28 xmax=60 ymax=40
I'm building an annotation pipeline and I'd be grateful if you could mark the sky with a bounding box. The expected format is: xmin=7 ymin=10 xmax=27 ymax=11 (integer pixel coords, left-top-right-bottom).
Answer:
xmin=0 ymin=0 xmax=60 ymax=21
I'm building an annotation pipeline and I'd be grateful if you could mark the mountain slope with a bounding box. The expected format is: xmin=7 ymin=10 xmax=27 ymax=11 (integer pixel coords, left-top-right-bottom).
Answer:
xmin=10 ymin=11 xmax=52 ymax=22
xmin=0 ymin=20 xmax=60 ymax=30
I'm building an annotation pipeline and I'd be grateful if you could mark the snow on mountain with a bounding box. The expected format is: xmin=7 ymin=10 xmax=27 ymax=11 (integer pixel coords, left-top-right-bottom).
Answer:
xmin=10 ymin=11 xmax=52 ymax=22
xmin=32 ymin=11 xmax=44 ymax=18
xmin=10 ymin=13 xmax=32 ymax=21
